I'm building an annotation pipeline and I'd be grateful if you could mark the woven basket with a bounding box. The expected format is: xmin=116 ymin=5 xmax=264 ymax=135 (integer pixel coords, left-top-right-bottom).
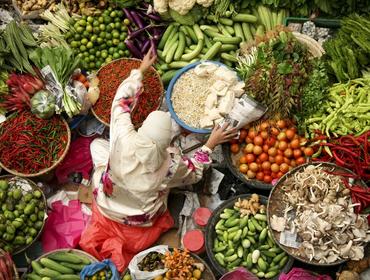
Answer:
xmin=0 ymin=175 xmax=47 ymax=255
xmin=0 ymin=117 xmax=71 ymax=178
xmin=293 ymin=32 xmax=325 ymax=58
xmin=1 ymin=247 xmax=20 ymax=279
xmin=91 ymin=57 xmax=164 ymax=128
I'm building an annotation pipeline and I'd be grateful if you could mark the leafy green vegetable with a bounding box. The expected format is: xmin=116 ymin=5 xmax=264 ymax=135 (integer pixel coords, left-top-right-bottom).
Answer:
xmin=169 ymin=5 xmax=205 ymax=25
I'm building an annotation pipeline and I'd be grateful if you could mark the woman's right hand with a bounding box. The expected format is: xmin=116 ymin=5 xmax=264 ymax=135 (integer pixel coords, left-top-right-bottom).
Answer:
xmin=205 ymin=122 xmax=239 ymax=151
xmin=139 ymin=46 xmax=157 ymax=74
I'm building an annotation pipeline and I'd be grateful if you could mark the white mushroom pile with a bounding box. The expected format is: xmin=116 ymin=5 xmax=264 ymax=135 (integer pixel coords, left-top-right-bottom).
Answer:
xmin=270 ymin=165 xmax=370 ymax=264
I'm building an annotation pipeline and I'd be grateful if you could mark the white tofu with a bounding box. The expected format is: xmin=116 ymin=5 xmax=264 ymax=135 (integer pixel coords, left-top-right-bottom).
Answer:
xmin=215 ymin=66 xmax=238 ymax=84
xmin=205 ymin=92 xmax=218 ymax=110
xmin=232 ymin=81 xmax=246 ymax=97
xmin=208 ymin=107 xmax=222 ymax=121
xmin=194 ymin=62 xmax=219 ymax=77
xmin=200 ymin=116 xmax=214 ymax=128
xmin=218 ymin=91 xmax=235 ymax=115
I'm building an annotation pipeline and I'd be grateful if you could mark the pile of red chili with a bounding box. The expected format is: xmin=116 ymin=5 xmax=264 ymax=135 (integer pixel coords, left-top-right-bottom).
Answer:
xmin=93 ymin=58 xmax=163 ymax=127
xmin=0 ymin=111 xmax=68 ymax=174
xmin=313 ymin=131 xmax=370 ymax=183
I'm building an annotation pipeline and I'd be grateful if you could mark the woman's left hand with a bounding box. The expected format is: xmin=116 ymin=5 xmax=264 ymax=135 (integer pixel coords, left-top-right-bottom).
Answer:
xmin=139 ymin=46 xmax=157 ymax=73
xmin=205 ymin=122 xmax=239 ymax=150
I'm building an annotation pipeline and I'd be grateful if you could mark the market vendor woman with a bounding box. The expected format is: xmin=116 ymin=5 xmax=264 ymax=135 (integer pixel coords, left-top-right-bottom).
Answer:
xmin=80 ymin=47 xmax=238 ymax=272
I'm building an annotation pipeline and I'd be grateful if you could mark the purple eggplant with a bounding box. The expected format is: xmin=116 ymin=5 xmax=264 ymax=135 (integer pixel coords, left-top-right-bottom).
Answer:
xmin=150 ymin=39 xmax=157 ymax=56
xmin=142 ymin=40 xmax=151 ymax=53
xmin=130 ymin=10 xmax=145 ymax=29
xmin=123 ymin=8 xmax=135 ymax=25
xmin=128 ymin=25 xmax=152 ymax=39
xmin=125 ymin=39 xmax=142 ymax=59
xmin=134 ymin=38 xmax=143 ymax=49
xmin=137 ymin=10 xmax=162 ymax=22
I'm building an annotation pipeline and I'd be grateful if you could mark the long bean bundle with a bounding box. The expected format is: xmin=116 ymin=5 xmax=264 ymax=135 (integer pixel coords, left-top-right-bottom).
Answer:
xmin=0 ymin=111 xmax=68 ymax=174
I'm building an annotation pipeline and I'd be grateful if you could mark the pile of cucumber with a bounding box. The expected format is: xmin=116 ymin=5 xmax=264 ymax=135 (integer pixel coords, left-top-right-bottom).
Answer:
xmin=212 ymin=206 xmax=289 ymax=279
xmin=26 ymin=251 xmax=92 ymax=280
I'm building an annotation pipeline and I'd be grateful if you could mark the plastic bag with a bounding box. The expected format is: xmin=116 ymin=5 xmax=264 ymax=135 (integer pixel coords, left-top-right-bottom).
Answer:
xmin=41 ymin=200 xmax=90 ymax=252
xmin=220 ymin=268 xmax=259 ymax=280
xmin=79 ymin=201 xmax=174 ymax=273
xmin=80 ymin=259 xmax=120 ymax=280
xmin=279 ymin=268 xmax=333 ymax=280
xmin=128 ymin=245 xmax=169 ymax=280
xmin=55 ymin=137 xmax=94 ymax=184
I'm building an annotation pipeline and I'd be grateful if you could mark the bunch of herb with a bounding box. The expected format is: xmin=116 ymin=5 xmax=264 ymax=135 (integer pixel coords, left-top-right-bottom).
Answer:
xmin=238 ymin=28 xmax=311 ymax=120
xmin=294 ymin=59 xmax=330 ymax=134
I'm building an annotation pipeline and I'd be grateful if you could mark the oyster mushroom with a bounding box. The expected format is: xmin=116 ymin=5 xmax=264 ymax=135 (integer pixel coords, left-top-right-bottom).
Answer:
xmin=340 ymin=240 xmax=353 ymax=258
xmin=270 ymin=215 xmax=286 ymax=232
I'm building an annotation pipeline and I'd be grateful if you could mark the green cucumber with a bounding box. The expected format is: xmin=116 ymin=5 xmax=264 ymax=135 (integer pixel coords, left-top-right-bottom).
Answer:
xmin=40 ymin=258 xmax=74 ymax=274
xmin=158 ymin=24 xmax=175 ymax=50
xmin=232 ymin=14 xmax=258 ymax=23
xmin=214 ymin=36 xmax=242 ymax=44
xmin=174 ymin=31 xmax=186 ymax=61
xmin=39 ymin=268 xmax=61 ymax=278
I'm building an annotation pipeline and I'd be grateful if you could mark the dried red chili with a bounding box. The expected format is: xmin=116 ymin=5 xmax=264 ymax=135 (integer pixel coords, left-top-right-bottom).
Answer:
xmin=0 ymin=111 xmax=68 ymax=174
xmin=93 ymin=59 xmax=163 ymax=127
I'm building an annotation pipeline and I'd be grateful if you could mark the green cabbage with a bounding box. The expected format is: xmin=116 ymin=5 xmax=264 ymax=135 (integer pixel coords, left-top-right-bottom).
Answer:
xmin=31 ymin=90 xmax=56 ymax=119
xmin=169 ymin=5 xmax=204 ymax=25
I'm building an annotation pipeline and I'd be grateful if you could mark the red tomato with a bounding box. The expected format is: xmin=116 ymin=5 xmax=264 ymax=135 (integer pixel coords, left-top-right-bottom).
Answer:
xmin=277 ymin=149 xmax=284 ymax=156
xmin=290 ymin=159 xmax=296 ymax=167
xmin=262 ymin=144 xmax=269 ymax=153
xmin=260 ymin=122 xmax=269 ymax=131
xmin=256 ymin=172 xmax=264 ymax=181
xmin=283 ymin=157 xmax=290 ymax=165
xmin=278 ymin=141 xmax=288 ymax=151
xmin=285 ymin=128 xmax=295 ymax=140
xmin=256 ymin=158 xmax=261 ymax=164
xmin=277 ymin=120 xmax=287 ymax=129
xmin=239 ymin=129 xmax=248 ymax=141
xmin=293 ymin=149 xmax=302 ymax=158
xmin=290 ymin=139 xmax=300 ymax=149
xmin=265 ymin=137 xmax=276 ymax=146
xmin=268 ymin=147 xmax=277 ymax=156
xmin=245 ymin=154 xmax=255 ymax=164
xmin=249 ymin=162 xmax=259 ymax=172
xmin=245 ymin=137 xmax=253 ymax=144
xmin=259 ymin=153 xmax=269 ymax=162
xmin=277 ymin=171 xmax=284 ymax=178
xmin=284 ymin=148 xmax=293 ymax=158
xmin=263 ymin=175 xmax=272 ymax=183
xmin=271 ymin=127 xmax=279 ymax=136
xmin=260 ymin=131 xmax=269 ymax=139
xmin=230 ymin=139 xmax=238 ymax=144
xmin=280 ymin=163 xmax=289 ymax=173
xmin=271 ymin=172 xmax=278 ymax=179
xmin=254 ymin=136 xmax=264 ymax=146
xmin=271 ymin=163 xmax=280 ymax=173
xmin=275 ymin=155 xmax=284 ymax=165
xmin=239 ymin=156 xmax=248 ymax=164
xmin=277 ymin=132 xmax=287 ymax=141
xmin=239 ymin=164 xmax=248 ymax=174
xmin=262 ymin=161 xmax=271 ymax=171
xmin=244 ymin=143 xmax=254 ymax=154
xmin=296 ymin=157 xmax=306 ymax=165
xmin=253 ymin=146 xmax=263 ymax=155
xmin=304 ymin=147 xmax=314 ymax=157
xmin=247 ymin=170 xmax=256 ymax=179
xmin=269 ymin=156 xmax=275 ymax=163
xmin=248 ymin=128 xmax=257 ymax=139
xmin=230 ymin=144 xmax=240 ymax=154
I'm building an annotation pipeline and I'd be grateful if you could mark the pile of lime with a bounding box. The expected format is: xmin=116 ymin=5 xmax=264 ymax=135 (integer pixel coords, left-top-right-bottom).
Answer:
xmin=66 ymin=7 xmax=131 ymax=71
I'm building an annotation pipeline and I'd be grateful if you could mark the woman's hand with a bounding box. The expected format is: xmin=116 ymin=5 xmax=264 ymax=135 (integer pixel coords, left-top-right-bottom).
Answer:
xmin=205 ymin=122 xmax=239 ymax=151
xmin=139 ymin=46 xmax=157 ymax=73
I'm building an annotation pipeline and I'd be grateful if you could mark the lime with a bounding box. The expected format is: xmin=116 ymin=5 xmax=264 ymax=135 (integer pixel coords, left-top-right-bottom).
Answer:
xmin=81 ymin=38 xmax=88 ymax=45
xmin=65 ymin=32 xmax=72 ymax=39
xmin=109 ymin=22 xmax=115 ymax=30
xmin=96 ymin=61 xmax=103 ymax=68
xmin=99 ymin=32 xmax=106 ymax=39
xmin=121 ymin=25 xmax=128 ymax=32
xmin=99 ymin=24 xmax=106 ymax=31
xmin=107 ymin=7 xmax=113 ymax=12
xmin=93 ymin=27 xmax=100 ymax=34
xmin=118 ymin=50 xmax=124 ymax=56
xmin=97 ymin=37 xmax=104 ymax=45
xmin=96 ymin=51 xmax=101 ymax=57
xmin=106 ymin=33 xmax=112 ymax=40
xmin=82 ymin=15 xmax=87 ymax=20
xmin=113 ymin=52 xmax=120 ymax=59
xmin=78 ymin=19 xmax=87 ymax=26
xmin=118 ymin=42 xmax=126 ymax=50
xmin=101 ymin=52 xmax=108 ymax=59
xmin=91 ymin=35 xmax=98 ymax=43
xmin=89 ymin=62 xmax=96 ymax=69
xmin=76 ymin=26 xmax=84 ymax=33
xmin=104 ymin=16 xmax=112 ymax=24
xmin=108 ymin=47 xmax=115 ymax=54
xmin=74 ymin=23 xmax=80 ymax=29
xmin=74 ymin=33 xmax=81 ymax=40
xmin=114 ymin=17 xmax=121 ymax=23
xmin=77 ymin=53 xmax=84 ymax=58
xmin=100 ymin=43 xmax=107 ymax=50
xmin=112 ymin=31 xmax=120 ymax=39
xmin=110 ymin=11 xmax=117 ymax=18
xmin=106 ymin=25 xmax=113 ymax=32
xmin=119 ymin=33 xmax=127 ymax=41
xmin=123 ymin=18 xmax=130 ymax=25
xmin=114 ymin=22 xmax=121 ymax=29
xmin=113 ymin=39 xmax=120 ymax=46
xmin=89 ymin=54 xmax=95 ymax=61
xmin=87 ymin=16 xmax=94 ymax=23
xmin=107 ymin=40 xmax=113 ymax=47
xmin=89 ymin=48 xmax=95 ymax=54
xmin=80 ymin=45 xmax=87 ymax=52
xmin=84 ymin=57 xmax=90 ymax=63
xmin=83 ymin=51 xmax=89 ymax=57
xmin=86 ymin=25 xmax=93 ymax=33
xmin=70 ymin=41 xmax=79 ymax=48
xmin=117 ymin=10 xmax=123 ymax=17
xmin=105 ymin=57 xmax=113 ymax=63
xmin=124 ymin=50 xmax=130 ymax=56
xmin=83 ymin=31 xmax=90 ymax=38
xmin=93 ymin=20 xmax=99 ymax=27
xmin=86 ymin=42 xmax=94 ymax=49
xmin=98 ymin=16 xmax=104 ymax=23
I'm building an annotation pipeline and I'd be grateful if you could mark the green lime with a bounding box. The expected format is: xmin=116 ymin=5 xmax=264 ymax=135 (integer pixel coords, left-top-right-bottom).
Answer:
xmin=83 ymin=31 xmax=90 ymax=38
xmin=89 ymin=62 xmax=96 ymax=69
xmin=100 ymin=43 xmax=107 ymax=50
xmin=86 ymin=25 xmax=93 ymax=33
xmin=119 ymin=33 xmax=127 ymax=41
xmin=118 ymin=42 xmax=126 ymax=50
xmin=117 ymin=10 xmax=123 ymax=17
xmin=124 ymin=50 xmax=130 ymax=56
xmin=89 ymin=54 xmax=95 ymax=61
xmin=121 ymin=25 xmax=128 ymax=31
xmin=112 ymin=31 xmax=120 ymax=39
xmin=101 ymin=52 xmax=108 ymax=59
xmin=77 ymin=53 xmax=84 ymax=58
xmin=107 ymin=40 xmax=113 ymax=47
xmin=76 ymin=26 xmax=84 ymax=33
xmin=114 ymin=17 xmax=121 ymax=23
xmin=113 ymin=52 xmax=120 ymax=59
xmin=94 ymin=27 xmax=101 ymax=34
xmin=123 ymin=18 xmax=130 ymax=25
xmin=99 ymin=24 xmax=106 ymax=31
xmin=118 ymin=50 xmax=124 ymax=56
xmin=99 ymin=32 xmax=106 ymax=39
xmin=74 ymin=23 xmax=80 ymax=29
xmin=81 ymin=38 xmax=88 ymax=45
xmin=84 ymin=57 xmax=90 ymax=63
xmin=91 ymin=35 xmax=98 ymax=43
xmin=104 ymin=16 xmax=112 ymax=24
xmin=80 ymin=45 xmax=87 ymax=52
xmin=96 ymin=61 xmax=103 ymax=68
xmin=70 ymin=41 xmax=79 ymax=48
xmin=86 ymin=42 xmax=94 ymax=49
xmin=97 ymin=37 xmax=104 ymax=44
xmin=96 ymin=51 xmax=101 ymax=57
xmin=83 ymin=51 xmax=89 ymax=57
xmin=107 ymin=6 xmax=113 ymax=12
xmin=105 ymin=57 xmax=113 ymax=63
xmin=82 ymin=15 xmax=87 ymax=20
xmin=110 ymin=11 xmax=117 ymax=18
xmin=65 ymin=32 xmax=72 ymax=39
xmin=106 ymin=25 xmax=113 ymax=32
xmin=74 ymin=33 xmax=81 ymax=40
xmin=113 ymin=39 xmax=120 ymax=46
xmin=114 ymin=22 xmax=121 ymax=29
xmin=87 ymin=16 xmax=94 ymax=23
xmin=93 ymin=20 xmax=99 ymax=27
xmin=108 ymin=47 xmax=115 ymax=54
xmin=98 ymin=16 xmax=104 ymax=23
xmin=109 ymin=22 xmax=115 ymax=30
xmin=106 ymin=33 xmax=112 ymax=40
xmin=89 ymin=48 xmax=95 ymax=54
xmin=78 ymin=20 xmax=87 ymax=26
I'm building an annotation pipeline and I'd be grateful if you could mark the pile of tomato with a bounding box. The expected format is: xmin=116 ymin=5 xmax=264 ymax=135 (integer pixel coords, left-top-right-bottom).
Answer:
xmin=230 ymin=120 xmax=314 ymax=184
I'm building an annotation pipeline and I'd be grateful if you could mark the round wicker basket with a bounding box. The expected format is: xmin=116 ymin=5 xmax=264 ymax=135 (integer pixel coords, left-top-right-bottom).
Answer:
xmin=0 ymin=248 xmax=19 ymax=280
xmin=0 ymin=117 xmax=71 ymax=178
xmin=0 ymin=175 xmax=47 ymax=255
